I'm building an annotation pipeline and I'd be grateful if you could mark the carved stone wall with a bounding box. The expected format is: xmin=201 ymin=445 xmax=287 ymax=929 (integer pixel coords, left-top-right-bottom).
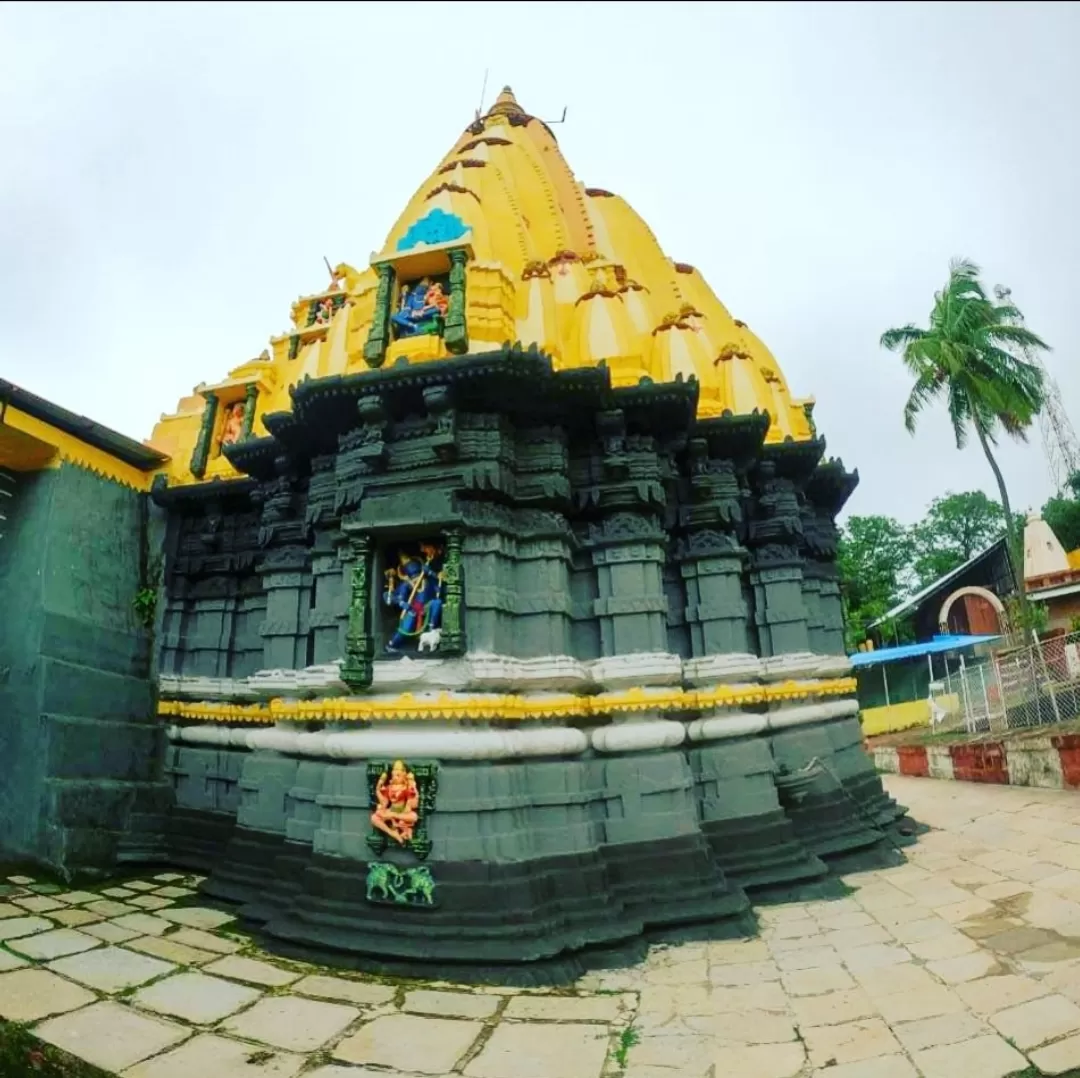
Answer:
xmin=155 ymin=351 xmax=859 ymax=677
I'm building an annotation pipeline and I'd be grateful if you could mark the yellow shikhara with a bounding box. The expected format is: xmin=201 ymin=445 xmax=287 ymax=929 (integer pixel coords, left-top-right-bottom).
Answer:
xmin=149 ymin=87 xmax=814 ymax=487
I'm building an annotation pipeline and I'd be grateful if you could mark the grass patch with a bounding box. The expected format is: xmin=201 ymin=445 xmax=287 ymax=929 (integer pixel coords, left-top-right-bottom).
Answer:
xmin=0 ymin=1021 xmax=111 ymax=1078
xmin=613 ymin=1025 xmax=639 ymax=1069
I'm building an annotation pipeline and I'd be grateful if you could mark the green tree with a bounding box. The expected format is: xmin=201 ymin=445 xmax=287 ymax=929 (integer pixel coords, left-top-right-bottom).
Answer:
xmin=910 ymin=491 xmax=1007 ymax=587
xmin=881 ymin=259 xmax=1048 ymax=607
xmin=837 ymin=515 xmax=915 ymax=649
xmin=1042 ymin=471 xmax=1080 ymax=553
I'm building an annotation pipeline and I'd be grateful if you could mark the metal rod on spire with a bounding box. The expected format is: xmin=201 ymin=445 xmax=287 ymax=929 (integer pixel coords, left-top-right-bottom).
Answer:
xmin=476 ymin=68 xmax=489 ymax=119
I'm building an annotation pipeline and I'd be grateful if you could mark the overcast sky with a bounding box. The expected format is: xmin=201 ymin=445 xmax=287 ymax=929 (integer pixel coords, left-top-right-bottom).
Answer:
xmin=2 ymin=1 xmax=1077 ymax=524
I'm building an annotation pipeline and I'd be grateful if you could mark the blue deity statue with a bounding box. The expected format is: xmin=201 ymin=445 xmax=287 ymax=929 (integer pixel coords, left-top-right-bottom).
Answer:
xmin=383 ymin=543 xmax=445 ymax=653
xmin=390 ymin=277 xmax=450 ymax=339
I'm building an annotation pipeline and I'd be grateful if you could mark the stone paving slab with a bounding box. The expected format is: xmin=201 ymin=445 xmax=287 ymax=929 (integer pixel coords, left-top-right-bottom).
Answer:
xmin=333 ymin=1013 xmax=485 ymax=1073
xmin=0 ymin=968 xmax=96 ymax=1021
xmin=34 ymin=1000 xmax=189 ymax=1072
xmin=121 ymin=1033 xmax=305 ymax=1077
xmin=221 ymin=995 xmax=360 ymax=1052
xmin=18 ymin=778 xmax=1080 ymax=1075
xmin=133 ymin=971 xmax=262 ymax=1024
xmin=48 ymin=945 xmax=176 ymax=993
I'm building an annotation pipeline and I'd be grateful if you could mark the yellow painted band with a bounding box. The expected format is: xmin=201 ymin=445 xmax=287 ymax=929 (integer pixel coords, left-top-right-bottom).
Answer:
xmin=159 ymin=676 xmax=858 ymax=725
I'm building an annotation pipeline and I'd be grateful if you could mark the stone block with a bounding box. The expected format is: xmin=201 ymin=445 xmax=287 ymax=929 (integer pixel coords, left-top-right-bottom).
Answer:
xmin=166 ymin=927 xmax=242 ymax=954
xmin=204 ymin=955 xmax=301 ymax=987
xmin=334 ymin=1014 xmax=484 ymax=1073
xmin=134 ymin=971 xmax=262 ymax=1023
xmin=158 ymin=906 xmax=235 ymax=930
xmin=126 ymin=935 xmax=218 ymax=966
xmin=222 ymin=995 xmax=360 ymax=1051
xmin=403 ymin=989 xmax=499 ymax=1019
xmin=48 ymin=945 xmax=175 ymax=992
xmin=123 ymin=1032 xmax=305 ymax=1078
xmin=34 ymin=1000 xmax=188 ymax=1072
xmin=292 ymin=975 xmax=396 ymax=1007
xmin=913 ymin=1034 xmax=1029 ymax=1078
xmin=9 ymin=928 xmax=101 ymax=960
xmin=113 ymin=912 xmax=174 ymax=936
xmin=502 ymin=995 xmax=623 ymax=1022
xmin=0 ymin=968 xmax=96 ymax=1021
xmin=464 ymin=1021 xmax=610 ymax=1078
xmin=0 ymin=915 xmax=52 ymax=940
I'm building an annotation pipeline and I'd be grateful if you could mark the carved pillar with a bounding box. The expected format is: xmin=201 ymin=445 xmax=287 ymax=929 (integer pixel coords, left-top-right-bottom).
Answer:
xmin=677 ymin=444 xmax=751 ymax=658
xmin=589 ymin=513 xmax=669 ymax=656
xmin=254 ymin=458 xmax=311 ymax=670
xmin=190 ymin=393 xmax=219 ymax=479
xmin=340 ymin=532 xmax=374 ymax=691
xmin=747 ymin=459 xmax=810 ymax=657
xmin=679 ymin=531 xmax=750 ymax=657
xmin=440 ymin=530 xmax=465 ymax=655
xmin=804 ymin=460 xmax=858 ymax=657
xmin=444 ymin=247 xmax=469 ymax=355
xmin=363 ymin=263 xmax=395 ymax=369
xmin=259 ymin=547 xmax=310 ymax=670
xmin=241 ymin=383 xmax=258 ymax=440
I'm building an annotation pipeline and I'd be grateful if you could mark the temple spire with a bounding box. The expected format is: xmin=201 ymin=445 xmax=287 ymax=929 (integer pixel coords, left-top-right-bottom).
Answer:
xmin=486 ymin=85 xmax=527 ymax=119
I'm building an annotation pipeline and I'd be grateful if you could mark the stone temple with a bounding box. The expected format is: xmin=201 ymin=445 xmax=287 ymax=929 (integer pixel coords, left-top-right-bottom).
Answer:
xmin=67 ymin=87 xmax=909 ymax=981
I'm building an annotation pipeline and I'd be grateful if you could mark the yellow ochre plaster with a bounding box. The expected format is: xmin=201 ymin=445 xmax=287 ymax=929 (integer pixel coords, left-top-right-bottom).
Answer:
xmin=159 ymin=677 xmax=858 ymax=725
xmin=149 ymin=87 xmax=814 ymax=487
xmin=0 ymin=405 xmax=156 ymax=491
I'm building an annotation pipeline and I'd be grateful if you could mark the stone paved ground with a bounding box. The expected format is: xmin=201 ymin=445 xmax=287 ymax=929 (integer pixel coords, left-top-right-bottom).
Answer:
xmin=8 ymin=776 xmax=1080 ymax=1076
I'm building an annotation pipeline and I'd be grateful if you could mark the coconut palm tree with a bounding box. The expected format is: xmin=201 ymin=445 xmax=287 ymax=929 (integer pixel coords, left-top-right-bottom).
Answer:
xmin=881 ymin=259 xmax=1048 ymax=619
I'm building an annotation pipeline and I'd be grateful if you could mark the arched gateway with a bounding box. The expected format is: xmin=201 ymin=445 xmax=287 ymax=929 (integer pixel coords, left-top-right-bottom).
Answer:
xmin=148 ymin=88 xmax=914 ymax=982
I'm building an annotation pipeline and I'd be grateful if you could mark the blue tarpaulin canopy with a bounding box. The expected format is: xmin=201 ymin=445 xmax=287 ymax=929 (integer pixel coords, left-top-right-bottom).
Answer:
xmin=849 ymin=634 xmax=999 ymax=669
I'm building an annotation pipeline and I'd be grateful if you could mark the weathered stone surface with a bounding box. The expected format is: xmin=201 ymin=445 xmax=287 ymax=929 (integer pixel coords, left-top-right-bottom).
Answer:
xmin=988 ymin=992 xmax=1080 ymax=1050
xmin=464 ymin=1022 xmax=610 ymax=1078
xmin=85 ymin=900 xmax=137 ymax=917
xmin=0 ymin=915 xmax=53 ymax=940
xmin=129 ymin=895 xmax=174 ymax=911
xmin=134 ymin=971 xmax=261 ymax=1023
xmin=0 ymin=948 xmax=27 ymax=971
xmin=913 ymin=1034 xmax=1028 ymax=1078
xmin=82 ymin=920 xmax=140 ymax=943
xmin=123 ymin=1032 xmax=305 ymax=1077
xmin=222 ymin=996 xmax=360 ymax=1051
xmin=334 ymin=1014 xmax=484 ymax=1074
xmin=56 ymin=891 xmax=100 ymax=905
xmin=803 ymin=1018 xmax=902 ymax=1067
xmin=8 ymin=928 xmax=101 ymax=960
xmin=166 ymin=926 xmax=243 ymax=954
xmin=158 ymin=906 xmax=235 ymax=930
xmin=293 ymin=974 xmax=396 ymax=1007
xmin=0 ymin=969 xmax=96 ymax=1021
xmin=51 ymin=908 xmax=103 ymax=928
xmin=48 ymin=946 xmax=175 ymax=993
xmin=502 ymin=995 xmax=623 ymax=1022
xmin=113 ymin=913 xmax=174 ymax=937
xmin=34 ymin=1000 xmax=188 ymax=1071
xmin=156 ymin=886 xmax=195 ymax=898
xmin=892 ymin=1011 xmax=989 ymax=1051
xmin=204 ymin=955 xmax=301 ymax=987
xmin=14 ymin=895 xmax=65 ymax=913
xmin=126 ymin=935 xmax=218 ymax=966
xmin=404 ymin=989 xmax=500 ymax=1019
xmin=1030 ymin=1032 xmax=1080 ymax=1075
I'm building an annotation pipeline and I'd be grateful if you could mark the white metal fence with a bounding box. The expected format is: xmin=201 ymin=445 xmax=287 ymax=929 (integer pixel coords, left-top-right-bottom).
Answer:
xmin=943 ymin=629 xmax=1080 ymax=735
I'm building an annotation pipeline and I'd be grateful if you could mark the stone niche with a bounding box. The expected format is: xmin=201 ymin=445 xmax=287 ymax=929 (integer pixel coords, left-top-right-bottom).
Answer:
xmin=153 ymin=345 xmax=914 ymax=984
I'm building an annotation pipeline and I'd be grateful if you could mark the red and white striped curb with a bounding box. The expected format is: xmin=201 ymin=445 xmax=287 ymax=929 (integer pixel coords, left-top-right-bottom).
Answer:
xmin=871 ymin=735 xmax=1080 ymax=790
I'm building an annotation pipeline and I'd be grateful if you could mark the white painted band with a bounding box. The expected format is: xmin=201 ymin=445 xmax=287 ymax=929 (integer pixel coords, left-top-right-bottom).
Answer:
xmin=590 ymin=719 xmax=686 ymax=753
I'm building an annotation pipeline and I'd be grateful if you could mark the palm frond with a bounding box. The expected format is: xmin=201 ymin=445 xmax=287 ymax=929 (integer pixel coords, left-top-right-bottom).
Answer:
xmin=902 ymin=370 xmax=945 ymax=434
xmin=880 ymin=325 xmax=925 ymax=351
xmin=984 ymin=323 xmax=1052 ymax=354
